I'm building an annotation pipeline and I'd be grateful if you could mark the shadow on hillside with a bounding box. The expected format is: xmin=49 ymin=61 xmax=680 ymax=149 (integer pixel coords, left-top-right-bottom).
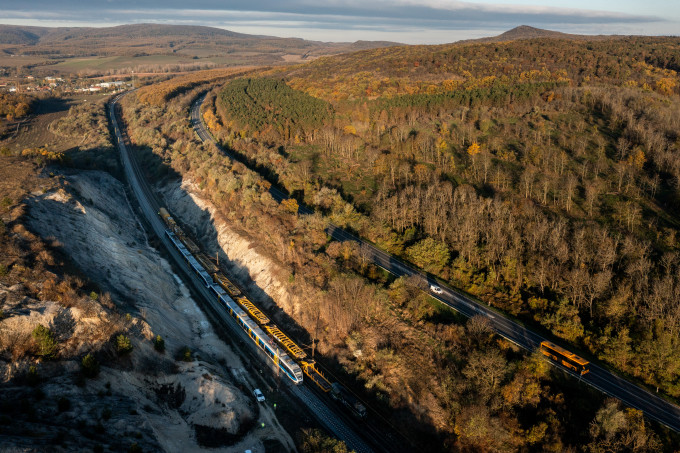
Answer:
xmin=133 ymin=146 xmax=319 ymax=368
xmin=130 ymin=138 xmax=432 ymax=453
xmin=33 ymin=97 xmax=74 ymax=115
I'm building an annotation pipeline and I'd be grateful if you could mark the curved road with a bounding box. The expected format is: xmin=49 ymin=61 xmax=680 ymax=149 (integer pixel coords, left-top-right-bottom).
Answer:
xmin=109 ymin=93 xmax=377 ymax=453
xmin=191 ymin=94 xmax=680 ymax=433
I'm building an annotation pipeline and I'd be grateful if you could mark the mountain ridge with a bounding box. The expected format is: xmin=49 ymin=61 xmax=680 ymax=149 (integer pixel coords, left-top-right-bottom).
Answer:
xmin=0 ymin=23 xmax=401 ymax=48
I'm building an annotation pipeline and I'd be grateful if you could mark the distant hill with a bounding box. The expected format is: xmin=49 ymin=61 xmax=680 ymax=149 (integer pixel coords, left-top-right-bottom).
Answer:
xmin=274 ymin=28 xmax=679 ymax=102
xmin=0 ymin=26 xmax=47 ymax=45
xmin=0 ymin=23 xmax=402 ymax=75
xmin=0 ymin=22 xmax=400 ymax=62
xmin=461 ymin=25 xmax=621 ymax=44
xmin=26 ymin=24 xmax=252 ymax=45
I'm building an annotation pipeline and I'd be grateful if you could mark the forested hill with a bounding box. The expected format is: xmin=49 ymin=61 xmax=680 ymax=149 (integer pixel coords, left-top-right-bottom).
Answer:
xmin=211 ymin=34 xmax=680 ymax=412
xmin=275 ymin=35 xmax=680 ymax=100
xmin=0 ymin=23 xmax=401 ymax=58
xmin=118 ymin=31 xmax=680 ymax=449
xmin=460 ymin=25 xmax=618 ymax=44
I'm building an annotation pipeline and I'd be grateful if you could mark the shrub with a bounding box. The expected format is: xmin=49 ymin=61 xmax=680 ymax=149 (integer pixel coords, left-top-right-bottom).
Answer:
xmin=180 ymin=346 xmax=192 ymax=362
xmin=116 ymin=335 xmax=133 ymax=355
xmin=300 ymin=428 xmax=350 ymax=453
xmin=89 ymin=291 xmax=98 ymax=301
xmin=405 ymin=237 xmax=450 ymax=275
xmin=32 ymin=324 xmax=58 ymax=359
xmin=153 ymin=335 xmax=165 ymax=353
xmin=81 ymin=353 xmax=100 ymax=378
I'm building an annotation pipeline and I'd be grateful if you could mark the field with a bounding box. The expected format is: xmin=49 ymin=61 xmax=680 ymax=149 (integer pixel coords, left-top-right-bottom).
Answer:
xmin=48 ymin=55 xmax=194 ymax=72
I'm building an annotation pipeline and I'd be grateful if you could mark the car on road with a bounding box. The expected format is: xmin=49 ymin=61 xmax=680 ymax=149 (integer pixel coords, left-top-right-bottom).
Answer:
xmin=430 ymin=285 xmax=443 ymax=294
xmin=253 ymin=388 xmax=265 ymax=402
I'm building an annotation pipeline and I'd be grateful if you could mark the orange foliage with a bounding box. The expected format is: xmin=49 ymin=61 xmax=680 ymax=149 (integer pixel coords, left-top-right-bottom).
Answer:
xmin=280 ymin=198 xmax=299 ymax=214
xmin=467 ymin=142 xmax=481 ymax=156
xmin=21 ymin=147 xmax=64 ymax=161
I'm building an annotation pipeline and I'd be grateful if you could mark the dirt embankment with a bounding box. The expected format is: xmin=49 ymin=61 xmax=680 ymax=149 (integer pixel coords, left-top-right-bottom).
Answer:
xmin=162 ymin=179 xmax=327 ymax=359
xmin=1 ymin=169 xmax=296 ymax=452
xmin=163 ymin=180 xmax=300 ymax=321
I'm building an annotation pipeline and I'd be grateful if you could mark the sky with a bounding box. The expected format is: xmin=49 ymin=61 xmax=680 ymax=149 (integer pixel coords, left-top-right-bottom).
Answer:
xmin=2 ymin=0 xmax=679 ymax=44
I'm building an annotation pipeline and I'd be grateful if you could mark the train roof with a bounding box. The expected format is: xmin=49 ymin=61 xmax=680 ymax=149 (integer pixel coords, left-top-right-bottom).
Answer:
xmin=213 ymin=285 xmax=227 ymax=296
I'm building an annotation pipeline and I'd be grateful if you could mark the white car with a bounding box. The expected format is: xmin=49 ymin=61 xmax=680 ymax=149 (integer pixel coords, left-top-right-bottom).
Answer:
xmin=253 ymin=388 xmax=265 ymax=402
xmin=430 ymin=285 xmax=443 ymax=294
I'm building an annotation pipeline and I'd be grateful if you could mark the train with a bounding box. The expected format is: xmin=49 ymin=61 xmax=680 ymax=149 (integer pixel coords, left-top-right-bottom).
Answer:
xmin=160 ymin=208 xmax=304 ymax=384
xmin=160 ymin=207 xmax=371 ymax=416
xmin=331 ymin=383 xmax=367 ymax=419
xmin=540 ymin=341 xmax=590 ymax=375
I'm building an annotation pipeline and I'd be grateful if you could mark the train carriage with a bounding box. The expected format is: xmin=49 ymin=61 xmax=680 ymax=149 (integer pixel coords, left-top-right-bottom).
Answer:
xmin=217 ymin=292 xmax=303 ymax=384
xmin=540 ymin=341 xmax=589 ymax=375
xmin=163 ymin=210 xmax=304 ymax=386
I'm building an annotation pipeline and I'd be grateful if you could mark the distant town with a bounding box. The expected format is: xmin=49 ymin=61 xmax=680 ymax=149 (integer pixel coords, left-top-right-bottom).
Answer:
xmin=0 ymin=75 xmax=132 ymax=94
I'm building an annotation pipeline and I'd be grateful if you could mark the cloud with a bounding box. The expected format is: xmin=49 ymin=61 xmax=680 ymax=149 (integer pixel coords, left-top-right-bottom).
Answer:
xmin=2 ymin=0 xmax=661 ymax=23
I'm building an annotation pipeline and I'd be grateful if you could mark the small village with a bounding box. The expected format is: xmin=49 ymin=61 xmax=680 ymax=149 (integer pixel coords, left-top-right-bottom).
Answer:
xmin=0 ymin=75 xmax=132 ymax=94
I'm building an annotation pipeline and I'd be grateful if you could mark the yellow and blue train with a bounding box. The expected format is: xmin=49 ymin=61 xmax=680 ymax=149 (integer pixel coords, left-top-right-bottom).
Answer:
xmin=160 ymin=207 xmax=349 ymax=401
xmin=163 ymin=219 xmax=304 ymax=384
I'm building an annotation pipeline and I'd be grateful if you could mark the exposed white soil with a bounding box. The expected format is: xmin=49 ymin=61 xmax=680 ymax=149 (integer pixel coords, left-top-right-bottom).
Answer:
xmin=163 ymin=179 xmax=299 ymax=321
xmin=5 ymin=170 xmax=296 ymax=452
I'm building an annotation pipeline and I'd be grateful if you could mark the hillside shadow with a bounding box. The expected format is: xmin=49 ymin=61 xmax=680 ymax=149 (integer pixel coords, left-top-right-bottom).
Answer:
xmin=140 ymin=149 xmax=318 ymax=358
xmin=129 ymin=140 xmax=315 ymax=345
xmin=126 ymin=122 xmax=427 ymax=453
xmin=33 ymin=97 xmax=74 ymax=116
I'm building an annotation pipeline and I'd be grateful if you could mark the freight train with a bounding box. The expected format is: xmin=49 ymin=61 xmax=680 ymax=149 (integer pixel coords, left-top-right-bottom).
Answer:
xmin=331 ymin=383 xmax=367 ymax=419
xmin=160 ymin=208 xmax=350 ymax=396
xmin=160 ymin=207 xmax=369 ymax=416
xmin=160 ymin=208 xmax=303 ymax=384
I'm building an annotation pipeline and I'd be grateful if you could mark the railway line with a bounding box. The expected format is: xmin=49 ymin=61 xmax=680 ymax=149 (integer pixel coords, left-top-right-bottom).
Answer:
xmin=191 ymin=93 xmax=680 ymax=433
xmin=108 ymin=92 xmax=381 ymax=453
xmin=157 ymin=204 xmax=413 ymax=451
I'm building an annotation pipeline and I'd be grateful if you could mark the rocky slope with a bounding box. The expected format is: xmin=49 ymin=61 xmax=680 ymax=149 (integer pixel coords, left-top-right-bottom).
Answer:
xmin=0 ymin=168 xmax=295 ymax=452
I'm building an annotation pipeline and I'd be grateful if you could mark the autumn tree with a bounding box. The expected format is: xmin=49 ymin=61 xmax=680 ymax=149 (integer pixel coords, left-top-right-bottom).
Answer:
xmin=405 ymin=237 xmax=450 ymax=274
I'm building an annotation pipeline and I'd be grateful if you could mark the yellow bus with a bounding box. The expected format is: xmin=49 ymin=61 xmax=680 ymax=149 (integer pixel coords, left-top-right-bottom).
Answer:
xmin=540 ymin=341 xmax=590 ymax=375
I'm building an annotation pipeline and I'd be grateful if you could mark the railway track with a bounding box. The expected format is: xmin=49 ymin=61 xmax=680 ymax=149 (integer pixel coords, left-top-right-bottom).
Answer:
xmin=109 ymin=92 xmax=381 ymax=453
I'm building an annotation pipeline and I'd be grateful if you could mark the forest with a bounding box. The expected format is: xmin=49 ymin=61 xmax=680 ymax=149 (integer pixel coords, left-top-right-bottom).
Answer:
xmin=135 ymin=67 xmax=255 ymax=106
xmin=206 ymin=36 xmax=680 ymax=409
xmin=118 ymin=35 xmax=680 ymax=452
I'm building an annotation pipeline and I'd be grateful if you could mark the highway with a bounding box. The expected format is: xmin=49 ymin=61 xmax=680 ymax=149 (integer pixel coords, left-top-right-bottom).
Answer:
xmin=108 ymin=93 xmax=378 ymax=453
xmin=191 ymin=94 xmax=680 ymax=433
